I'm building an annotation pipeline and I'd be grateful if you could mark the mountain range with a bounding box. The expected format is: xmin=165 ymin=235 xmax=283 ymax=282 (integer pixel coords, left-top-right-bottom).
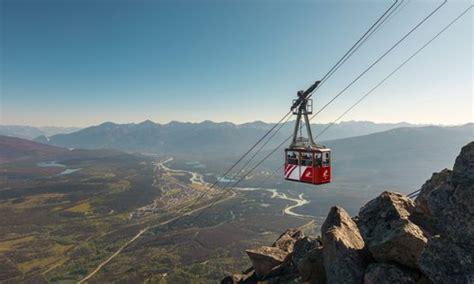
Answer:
xmin=323 ymin=123 xmax=474 ymax=189
xmin=29 ymin=120 xmax=428 ymax=156
xmin=0 ymin=125 xmax=81 ymax=140
xmin=28 ymin=120 xmax=473 ymax=192
xmin=0 ymin=135 xmax=129 ymax=165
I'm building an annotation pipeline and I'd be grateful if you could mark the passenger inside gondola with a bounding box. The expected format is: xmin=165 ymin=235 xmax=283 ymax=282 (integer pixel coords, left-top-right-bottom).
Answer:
xmin=322 ymin=152 xmax=330 ymax=166
xmin=315 ymin=153 xmax=322 ymax=167
xmin=302 ymin=153 xmax=312 ymax=166
xmin=287 ymin=152 xmax=298 ymax=165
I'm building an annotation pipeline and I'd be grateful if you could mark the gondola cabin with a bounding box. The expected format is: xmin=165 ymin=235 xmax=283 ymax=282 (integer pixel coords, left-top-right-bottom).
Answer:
xmin=284 ymin=147 xmax=331 ymax=185
xmin=284 ymin=80 xmax=332 ymax=185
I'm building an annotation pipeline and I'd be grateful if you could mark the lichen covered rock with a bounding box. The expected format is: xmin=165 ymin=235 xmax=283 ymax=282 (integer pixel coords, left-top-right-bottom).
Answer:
xmin=297 ymin=246 xmax=325 ymax=284
xmin=272 ymin=228 xmax=304 ymax=253
xmin=415 ymin=142 xmax=474 ymax=247
xmin=364 ymin=263 xmax=419 ymax=284
xmin=419 ymin=235 xmax=474 ymax=283
xmin=322 ymin=206 xmax=368 ymax=283
xmin=245 ymin=246 xmax=288 ymax=278
xmin=358 ymin=191 xmax=427 ymax=268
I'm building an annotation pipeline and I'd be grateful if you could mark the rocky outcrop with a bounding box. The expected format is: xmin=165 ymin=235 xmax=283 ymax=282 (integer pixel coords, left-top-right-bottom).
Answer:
xmin=227 ymin=227 xmax=307 ymax=283
xmin=358 ymin=192 xmax=427 ymax=268
xmin=416 ymin=142 xmax=474 ymax=246
xmin=273 ymin=228 xmax=305 ymax=253
xmin=224 ymin=142 xmax=473 ymax=284
xmin=292 ymin=237 xmax=320 ymax=268
xmin=414 ymin=169 xmax=452 ymax=217
xmin=322 ymin=206 xmax=368 ymax=283
xmin=298 ymin=246 xmax=325 ymax=283
xmin=419 ymin=235 xmax=473 ymax=283
xmin=415 ymin=142 xmax=474 ymax=282
xmin=452 ymin=141 xmax=474 ymax=186
xmin=245 ymin=246 xmax=289 ymax=278
xmin=364 ymin=263 xmax=419 ymax=284
xmin=221 ymin=270 xmax=256 ymax=284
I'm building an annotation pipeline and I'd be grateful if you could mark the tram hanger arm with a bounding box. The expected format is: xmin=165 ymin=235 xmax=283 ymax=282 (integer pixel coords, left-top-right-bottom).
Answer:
xmin=291 ymin=80 xmax=321 ymax=110
xmin=303 ymin=80 xmax=321 ymax=96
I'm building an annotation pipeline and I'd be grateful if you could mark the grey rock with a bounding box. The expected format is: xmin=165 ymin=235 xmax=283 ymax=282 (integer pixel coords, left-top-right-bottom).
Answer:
xmin=246 ymin=246 xmax=289 ymax=278
xmin=364 ymin=263 xmax=419 ymax=284
xmin=415 ymin=169 xmax=452 ymax=217
xmin=272 ymin=228 xmax=305 ymax=253
xmin=452 ymin=141 xmax=474 ymax=187
xmin=297 ymin=246 xmax=325 ymax=284
xmin=419 ymin=236 xmax=474 ymax=284
xmin=322 ymin=206 xmax=368 ymax=284
xmin=358 ymin=191 xmax=427 ymax=268
xmin=292 ymin=236 xmax=320 ymax=268
xmin=415 ymin=142 xmax=474 ymax=247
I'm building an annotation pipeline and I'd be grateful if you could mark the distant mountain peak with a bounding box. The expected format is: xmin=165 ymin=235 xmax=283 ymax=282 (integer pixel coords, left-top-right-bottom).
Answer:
xmin=138 ymin=120 xmax=157 ymax=126
xmin=98 ymin=121 xmax=118 ymax=127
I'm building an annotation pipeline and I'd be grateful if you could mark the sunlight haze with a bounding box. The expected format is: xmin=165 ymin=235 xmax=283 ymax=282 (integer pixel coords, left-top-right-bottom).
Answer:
xmin=1 ymin=0 xmax=472 ymax=127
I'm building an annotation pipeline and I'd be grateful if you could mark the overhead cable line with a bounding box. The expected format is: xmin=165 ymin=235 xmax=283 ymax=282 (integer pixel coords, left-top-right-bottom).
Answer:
xmin=257 ymin=3 xmax=473 ymax=190
xmin=204 ymin=0 xmax=449 ymax=212
xmin=178 ymin=110 xmax=293 ymax=210
xmin=226 ymin=0 xmax=447 ymax=190
xmin=311 ymin=0 xmax=404 ymax=92
xmin=307 ymin=0 xmax=447 ymax=123
xmin=407 ymin=189 xmax=421 ymax=199
xmin=229 ymin=115 xmax=293 ymax=180
xmin=224 ymin=0 xmax=422 ymax=189
xmin=183 ymin=0 xmax=402 ymax=210
xmin=308 ymin=0 xmax=401 ymax=95
xmin=223 ymin=0 xmax=402 ymax=183
xmin=352 ymin=0 xmax=410 ymax=54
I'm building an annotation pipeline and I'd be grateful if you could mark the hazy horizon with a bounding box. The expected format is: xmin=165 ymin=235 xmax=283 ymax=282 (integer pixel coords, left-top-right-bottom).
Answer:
xmin=0 ymin=119 xmax=472 ymax=129
xmin=1 ymin=1 xmax=472 ymax=127
xmin=0 ymin=1 xmax=472 ymax=282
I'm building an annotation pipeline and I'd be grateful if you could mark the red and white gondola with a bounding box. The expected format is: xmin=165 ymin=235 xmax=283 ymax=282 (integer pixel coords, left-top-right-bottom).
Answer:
xmin=284 ymin=80 xmax=332 ymax=185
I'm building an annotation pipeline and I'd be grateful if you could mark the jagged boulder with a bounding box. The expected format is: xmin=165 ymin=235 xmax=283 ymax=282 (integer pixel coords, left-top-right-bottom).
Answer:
xmin=415 ymin=142 xmax=474 ymax=247
xmin=364 ymin=263 xmax=419 ymax=284
xmin=265 ymin=235 xmax=318 ymax=281
xmin=292 ymin=236 xmax=320 ymax=268
xmin=452 ymin=141 xmax=474 ymax=186
xmin=419 ymin=235 xmax=474 ymax=283
xmin=237 ymin=229 xmax=306 ymax=281
xmin=246 ymin=246 xmax=289 ymax=278
xmin=221 ymin=270 xmax=256 ymax=284
xmin=272 ymin=228 xmax=304 ymax=253
xmin=321 ymin=206 xmax=368 ymax=284
xmin=297 ymin=246 xmax=325 ymax=283
xmin=358 ymin=191 xmax=427 ymax=268
xmin=415 ymin=169 xmax=452 ymax=217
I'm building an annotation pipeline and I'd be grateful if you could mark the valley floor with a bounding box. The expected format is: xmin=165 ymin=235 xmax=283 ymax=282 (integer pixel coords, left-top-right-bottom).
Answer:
xmin=0 ymin=155 xmax=317 ymax=283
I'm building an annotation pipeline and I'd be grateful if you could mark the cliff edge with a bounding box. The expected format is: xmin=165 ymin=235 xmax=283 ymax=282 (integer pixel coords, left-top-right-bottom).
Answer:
xmin=223 ymin=141 xmax=474 ymax=284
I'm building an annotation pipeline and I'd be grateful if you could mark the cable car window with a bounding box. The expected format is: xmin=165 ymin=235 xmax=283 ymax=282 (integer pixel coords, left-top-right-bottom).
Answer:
xmin=301 ymin=153 xmax=312 ymax=166
xmin=287 ymin=151 xmax=298 ymax=165
xmin=322 ymin=152 xmax=330 ymax=166
xmin=315 ymin=153 xmax=322 ymax=167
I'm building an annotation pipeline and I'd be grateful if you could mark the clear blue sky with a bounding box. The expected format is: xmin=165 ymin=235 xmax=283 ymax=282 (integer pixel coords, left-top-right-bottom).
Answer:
xmin=0 ymin=0 xmax=472 ymax=127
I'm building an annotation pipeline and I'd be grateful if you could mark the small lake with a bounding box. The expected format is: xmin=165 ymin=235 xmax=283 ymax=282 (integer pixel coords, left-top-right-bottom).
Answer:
xmin=185 ymin=161 xmax=207 ymax=169
xmin=217 ymin=176 xmax=239 ymax=183
xmin=37 ymin=161 xmax=82 ymax=175
xmin=59 ymin=168 xmax=82 ymax=175
xmin=37 ymin=161 xmax=66 ymax=168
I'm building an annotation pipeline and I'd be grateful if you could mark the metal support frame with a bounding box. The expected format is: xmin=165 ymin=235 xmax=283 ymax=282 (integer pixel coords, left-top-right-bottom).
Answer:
xmin=290 ymin=80 xmax=320 ymax=148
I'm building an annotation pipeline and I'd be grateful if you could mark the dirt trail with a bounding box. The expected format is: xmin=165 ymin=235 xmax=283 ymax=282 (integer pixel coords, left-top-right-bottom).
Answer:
xmin=78 ymin=191 xmax=235 ymax=283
